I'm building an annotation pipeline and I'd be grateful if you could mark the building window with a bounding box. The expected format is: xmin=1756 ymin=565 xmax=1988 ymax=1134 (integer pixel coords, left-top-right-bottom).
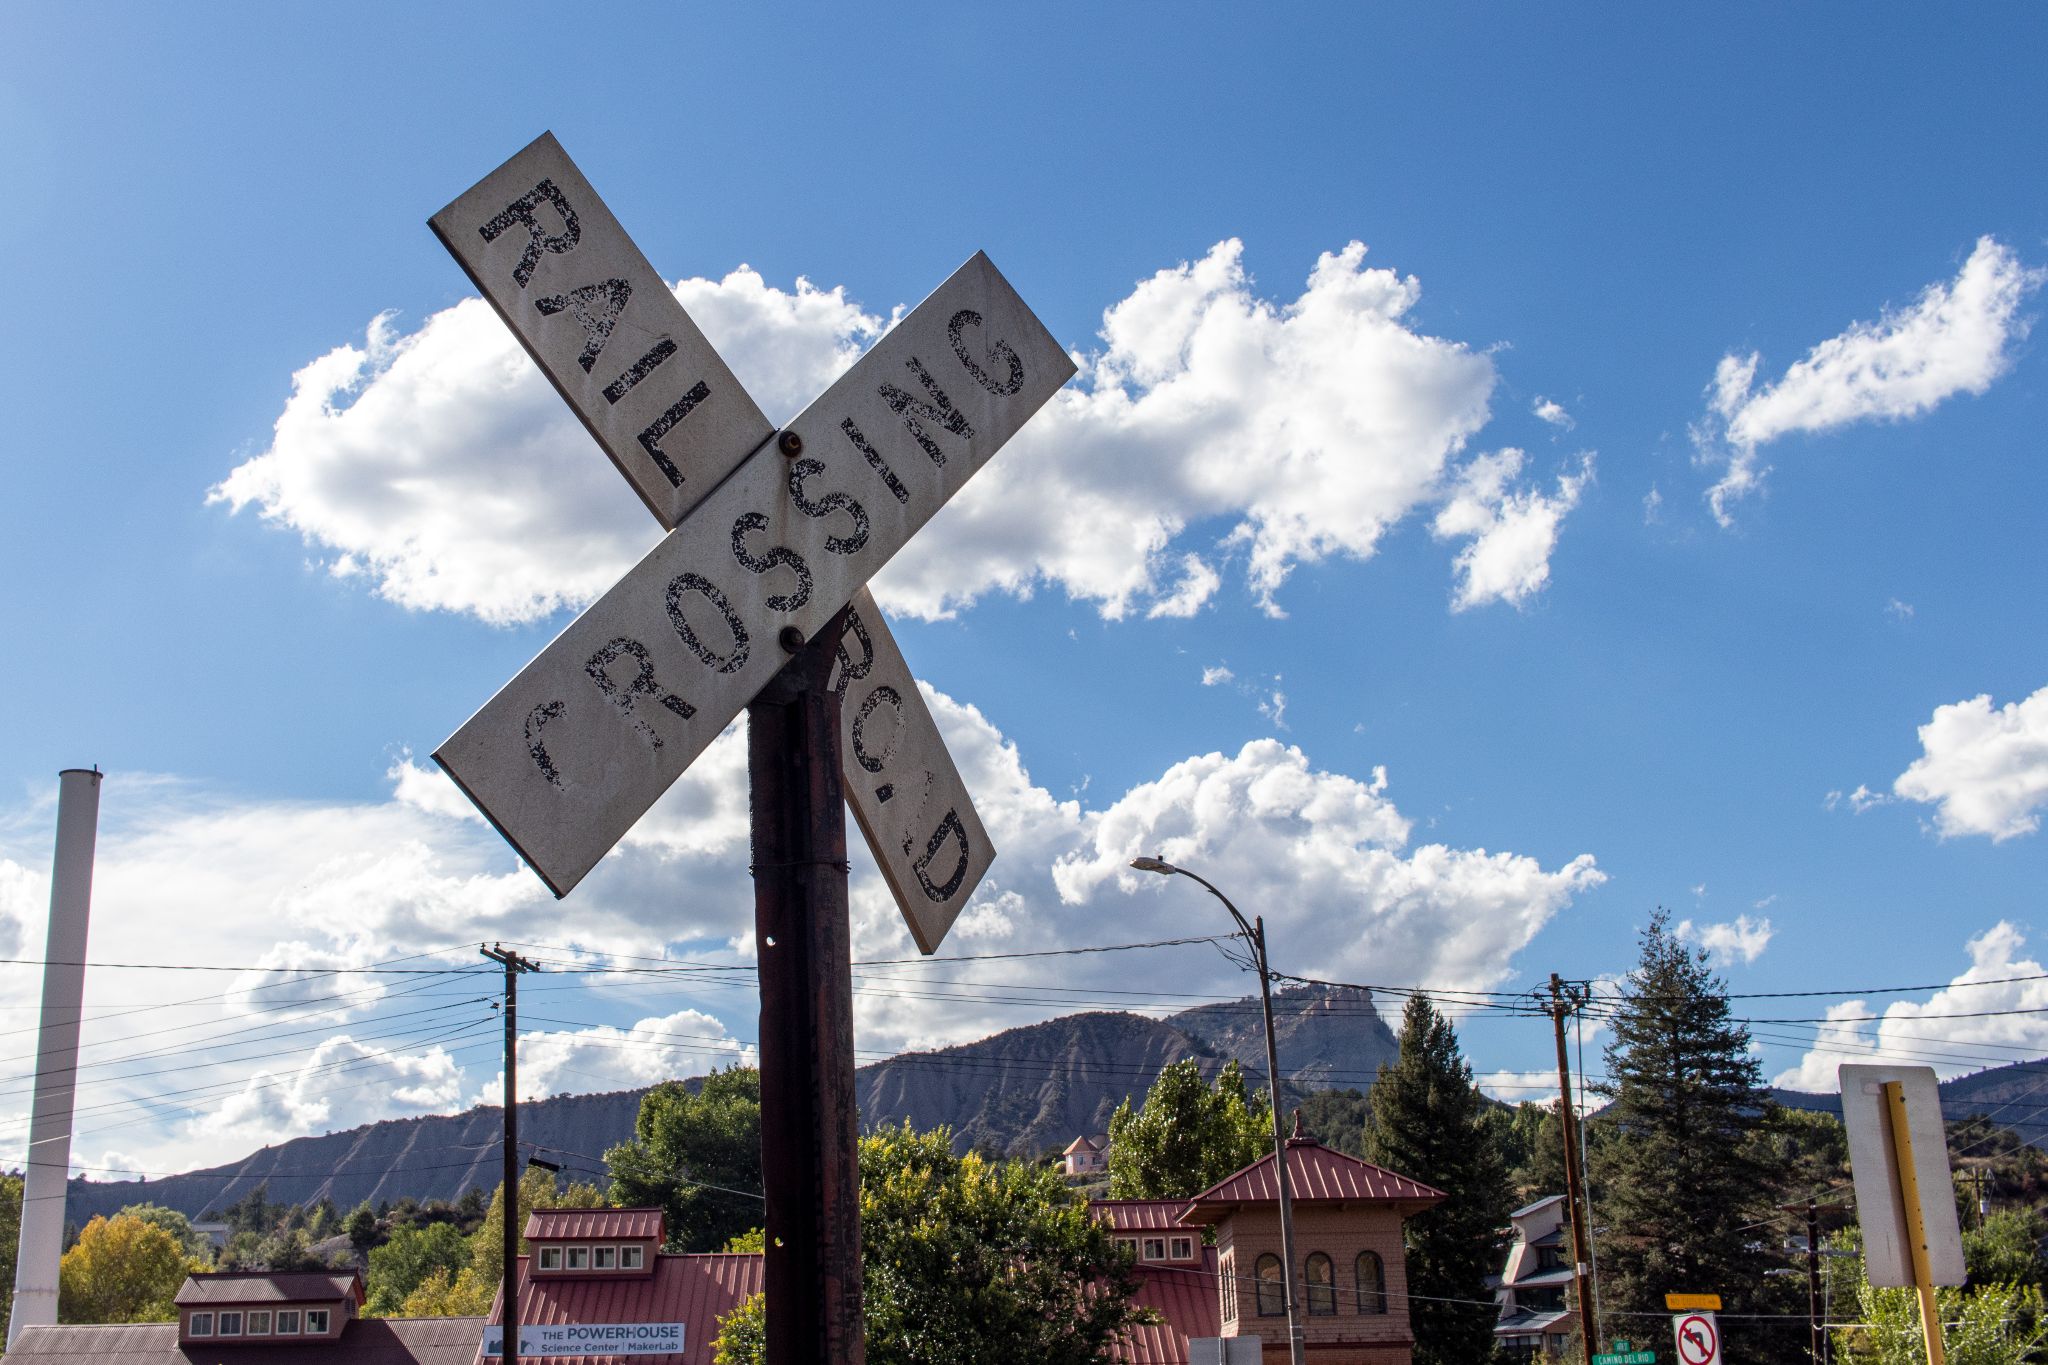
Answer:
xmin=1170 ymin=1236 xmax=1194 ymax=1261
xmin=1142 ymin=1237 xmax=1167 ymax=1262
xmin=1220 ymin=1252 xmax=1236 ymax=1321
xmin=594 ymin=1245 xmax=618 ymax=1270
xmin=1356 ymin=1250 xmax=1386 ymax=1314
xmin=1115 ymin=1236 xmax=1139 ymax=1260
xmin=621 ymin=1245 xmax=644 ymax=1269
xmin=1256 ymin=1253 xmax=1285 ymax=1317
xmin=219 ymin=1312 xmax=244 ymax=1336
xmin=189 ymin=1313 xmax=214 ymax=1336
xmin=277 ymin=1310 xmax=301 ymax=1334
xmin=248 ymin=1311 xmax=273 ymax=1334
xmin=1305 ymin=1252 xmax=1336 ymax=1316
xmin=1536 ymin=1245 xmax=1565 ymax=1272
xmin=539 ymin=1246 xmax=563 ymax=1270
xmin=566 ymin=1246 xmax=590 ymax=1270
xmin=305 ymin=1309 xmax=330 ymax=1334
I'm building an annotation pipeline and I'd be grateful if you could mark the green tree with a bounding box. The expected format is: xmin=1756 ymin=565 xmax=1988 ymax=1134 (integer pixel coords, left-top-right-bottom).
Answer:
xmin=116 ymin=1203 xmax=208 ymax=1261
xmin=606 ymin=1067 xmax=763 ymax=1253
xmin=1964 ymin=1208 xmax=2048 ymax=1297
xmin=1833 ymin=1236 xmax=2047 ymax=1365
xmin=1360 ymin=993 xmax=1514 ymax=1365
xmin=58 ymin=1214 xmax=198 ymax=1323
xmin=402 ymin=1167 xmax=608 ymax=1317
xmin=1589 ymin=910 xmax=1790 ymax=1356
xmin=714 ymin=1123 xmax=1144 ymax=1365
xmin=1106 ymin=1059 xmax=1268 ymax=1199
xmin=346 ymin=1200 xmax=380 ymax=1254
xmin=366 ymin=1221 xmax=472 ymax=1315
xmin=0 ymin=1171 xmax=21 ymax=1342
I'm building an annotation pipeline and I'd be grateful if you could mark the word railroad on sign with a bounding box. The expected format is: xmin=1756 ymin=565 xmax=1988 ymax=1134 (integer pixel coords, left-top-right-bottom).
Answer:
xmin=430 ymin=133 xmax=1070 ymax=951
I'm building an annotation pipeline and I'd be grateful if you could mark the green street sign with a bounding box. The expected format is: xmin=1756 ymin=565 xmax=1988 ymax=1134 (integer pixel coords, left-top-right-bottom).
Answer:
xmin=1593 ymin=1353 xmax=1657 ymax=1364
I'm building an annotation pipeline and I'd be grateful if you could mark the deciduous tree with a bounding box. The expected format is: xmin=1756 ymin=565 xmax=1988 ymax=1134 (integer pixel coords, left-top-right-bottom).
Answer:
xmin=1106 ymin=1058 xmax=1267 ymax=1199
xmin=714 ymin=1123 xmax=1143 ymax=1365
xmin=58 ymin=1214 xmax=197 ymax=1324
xmin=606 ymin=1067 xmax=762 ymax=1252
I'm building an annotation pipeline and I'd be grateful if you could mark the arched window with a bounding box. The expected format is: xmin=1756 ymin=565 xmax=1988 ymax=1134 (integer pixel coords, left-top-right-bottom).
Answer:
xmin=1356 ymin=1250 xmax=1386 ymax=1314
xmin=1256 ymin=1253 xmax=1285 ymax=1317
xmin=1305 ymin=1252 xmax=1336 ymax=1316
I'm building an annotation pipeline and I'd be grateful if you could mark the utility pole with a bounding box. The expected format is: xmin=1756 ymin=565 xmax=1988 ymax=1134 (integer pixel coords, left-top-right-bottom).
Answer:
xmin=482 ymin=944 xmax=539 ymax=1365
xmin=1807 ymin=1197 xmax=1824 ymax=1364
xmin=1548 ymin=974 xmax=1599 ymax=1362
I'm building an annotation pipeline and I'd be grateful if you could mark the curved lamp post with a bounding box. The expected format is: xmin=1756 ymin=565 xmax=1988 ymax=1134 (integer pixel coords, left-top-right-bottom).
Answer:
xmin=1130 ymin=856 xmax=1306 ymax=1365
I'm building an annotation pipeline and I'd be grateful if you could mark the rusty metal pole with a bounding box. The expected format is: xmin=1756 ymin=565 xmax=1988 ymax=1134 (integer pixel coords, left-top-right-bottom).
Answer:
xmin=751 ymin=609 xmax=863 ymax=1365
xmin=482 ymin=944 xmax=538 ymax=1365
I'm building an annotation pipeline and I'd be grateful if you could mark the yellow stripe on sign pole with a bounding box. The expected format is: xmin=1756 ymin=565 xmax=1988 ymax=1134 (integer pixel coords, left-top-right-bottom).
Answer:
xmin=1665 ymin=1294 xmax=1721 ymax=1312
xmin=1884 ymin=1079 xmax=1948 ymax=1365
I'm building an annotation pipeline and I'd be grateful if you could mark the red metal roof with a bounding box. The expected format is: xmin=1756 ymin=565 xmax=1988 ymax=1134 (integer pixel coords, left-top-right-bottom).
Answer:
xmin=1091 ymin=1199 xmax=1195 ymax=1232
xmin=1179 ymin=1139 xmax=1445 ymax=1225
xmin=493 ymin=1252 xmax=764 ymax=1365
xmin=524 ymin=1207 xmax=665 ymax=1242
xmin=1114 ymin=1253 xmax=1222 ymax=1364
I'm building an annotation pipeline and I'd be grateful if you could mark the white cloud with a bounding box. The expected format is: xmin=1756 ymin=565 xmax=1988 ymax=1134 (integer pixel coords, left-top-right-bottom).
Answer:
xmin=0 ymin=858 xmax=40 ymax=961
xmin=1892 ymin=685 xmax=2048 ymax=840
xmin=1698 ymin=237 xmax=2044 ymax=523
xmin=217 ymin=241 xmax=1587 ymax=624
xmin=1773 ymin=922 xmax=2048 ymax=1089
xmin=1676 ymin=914 xmax=1774 ymax=966
xmin=0 ymin=699 xmax=1603 ymax=1172
xmin=199 ymin=1033 xmax=465 ymax=1153
xmin=1432 ymin=449 xmax=1593 ymax=611
xmin=492 ymin=1009 xmax=755 ymax=1103
xmin=1886 ymin=598 xmax=1915 ymax=621
xmin=1200 ymin=665 xmax=1234 ymax=687
xmin=1824 ymin=784 xmax=1892 ymax=815
xmin=1532 ymin=397 xmax=1575 ymax=431
xmin=1642 ymin=485 xmax=1663 ymax=524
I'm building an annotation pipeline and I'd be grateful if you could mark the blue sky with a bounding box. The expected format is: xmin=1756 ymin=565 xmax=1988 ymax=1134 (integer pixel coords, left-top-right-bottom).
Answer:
xmin=3 ymin=3 xmax=2047 ymax=1176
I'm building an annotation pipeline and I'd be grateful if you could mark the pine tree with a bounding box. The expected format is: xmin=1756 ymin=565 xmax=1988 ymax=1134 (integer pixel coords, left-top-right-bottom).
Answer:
xmin=1360 ymin=993 xmax=1513 ymax=1365
xmin=1590 ymin=910 xmax=1788 ymax=1354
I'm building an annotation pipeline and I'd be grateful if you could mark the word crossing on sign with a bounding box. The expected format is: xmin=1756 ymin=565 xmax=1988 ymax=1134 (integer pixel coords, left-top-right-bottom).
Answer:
xmin=435 ymin=244 xmax=1072 ymax=897
xmin=1673 ymin=1312 xmax=1719 ymax=1365
xmin=431 ymin=135 xmax=1008 ymax=948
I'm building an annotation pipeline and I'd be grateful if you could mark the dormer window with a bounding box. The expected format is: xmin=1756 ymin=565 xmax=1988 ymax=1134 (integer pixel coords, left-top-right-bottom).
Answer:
xmin=190 ymin=1313 xmax=214 ymax=1336
xmin=1170 ymin=1236 xmax=1193 ymax=1261
xmin=566 ymin=1246 xmax=590 ymax=1270
xmin=621 ymin=1246 xmax=644 ymax=1270
xmin=1142 ymin=1237 xmax=1167 ymax=1261
xmin=594 ymin=1246 xmax=617 ymax=1270
xmin=539 ymin=1247 xmax=564 ymax=1271
xmin=219 ymin=1312 xmax=244 ymax=1336
xmin=306 ymin=1309 xmax=330 ymax=1334
xmin=277 ymin=1309 xmax=301 ymax=1333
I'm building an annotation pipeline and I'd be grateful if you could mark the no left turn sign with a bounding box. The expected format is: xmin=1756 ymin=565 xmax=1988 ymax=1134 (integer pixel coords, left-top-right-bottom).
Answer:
xmin=1673 ymin=1311 xmax=1719 ymax=1365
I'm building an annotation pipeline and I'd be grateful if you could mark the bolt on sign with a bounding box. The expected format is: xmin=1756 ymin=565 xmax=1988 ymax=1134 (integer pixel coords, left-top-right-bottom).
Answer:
xmin=429 ymin=134 xmax=1065 ymax=948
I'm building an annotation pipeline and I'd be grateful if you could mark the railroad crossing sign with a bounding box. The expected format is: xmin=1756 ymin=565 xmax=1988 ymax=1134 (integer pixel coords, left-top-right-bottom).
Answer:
xmin=1673 ymin=1311 xmax=1719 ymax=1365
xmin=429 ymin=133 xmax=1060 ymax=946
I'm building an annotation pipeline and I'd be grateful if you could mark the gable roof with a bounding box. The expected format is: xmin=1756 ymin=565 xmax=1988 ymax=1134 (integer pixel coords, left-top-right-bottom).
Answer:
xmin=1178 ymin=1138 xmax=1445 ymax=1225
xmin=1090 ymin=1199 xmax=1197 ymax=1233
xmin=1114 ymin=1254 xmax=1221 ymax=1364
xmin=525 ymin=1206 xmax=665 ymax=1241
xmin=1065 ymin=1135 xmax=1101 ymax=1155
xmin=175 ymin=1270 xmax=363 ymax=1306
xmin=498 ymin=1252 xmax=764 ymax=1365
xmin=4 ymin=1317 xmax=481 ymax=1363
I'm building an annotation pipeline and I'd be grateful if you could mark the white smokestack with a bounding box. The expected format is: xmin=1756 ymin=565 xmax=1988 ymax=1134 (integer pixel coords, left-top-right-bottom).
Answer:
xmin=9 ymin=768 xmax=101 ymax=1344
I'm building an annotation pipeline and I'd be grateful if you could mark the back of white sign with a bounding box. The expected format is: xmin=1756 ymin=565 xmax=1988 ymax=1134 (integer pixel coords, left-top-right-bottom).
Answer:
xmin=1840 ymin=1063 xmax=1965 ymax=1287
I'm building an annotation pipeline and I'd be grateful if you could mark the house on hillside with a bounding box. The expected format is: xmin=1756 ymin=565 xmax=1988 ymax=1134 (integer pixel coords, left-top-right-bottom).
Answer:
xmin=1064 ymin=1132 xmax=1111 ymax=1177
xmin=3 ymin=1268 xmax=482 ymax=1363
xmin=1094 ymin=1126 xmax=1445 ymax=1364
xmin=1493 ymin=1194 xmax=1576 ymax=1359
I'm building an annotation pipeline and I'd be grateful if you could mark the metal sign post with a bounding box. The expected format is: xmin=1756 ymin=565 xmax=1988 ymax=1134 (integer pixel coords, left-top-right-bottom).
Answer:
xmin=1883 ymin=1081 xmax=1947 ymax=1365
xmin=423 ymin=134 xmax=1073 ymax=1365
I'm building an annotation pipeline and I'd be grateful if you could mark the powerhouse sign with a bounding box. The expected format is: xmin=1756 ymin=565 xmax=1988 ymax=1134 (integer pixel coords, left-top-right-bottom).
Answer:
xmin=483 ymin=1320 xmax=685 ymax=1357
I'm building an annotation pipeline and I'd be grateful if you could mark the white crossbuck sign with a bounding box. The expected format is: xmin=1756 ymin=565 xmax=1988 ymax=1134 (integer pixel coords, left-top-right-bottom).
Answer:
xmin=430 ymin=134 xmax=1072 ymax=953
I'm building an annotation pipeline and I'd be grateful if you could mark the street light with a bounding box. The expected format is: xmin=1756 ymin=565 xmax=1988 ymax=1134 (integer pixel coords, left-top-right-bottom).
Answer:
xmin=1130 ymin=855 xmax=1306 ymax=1365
